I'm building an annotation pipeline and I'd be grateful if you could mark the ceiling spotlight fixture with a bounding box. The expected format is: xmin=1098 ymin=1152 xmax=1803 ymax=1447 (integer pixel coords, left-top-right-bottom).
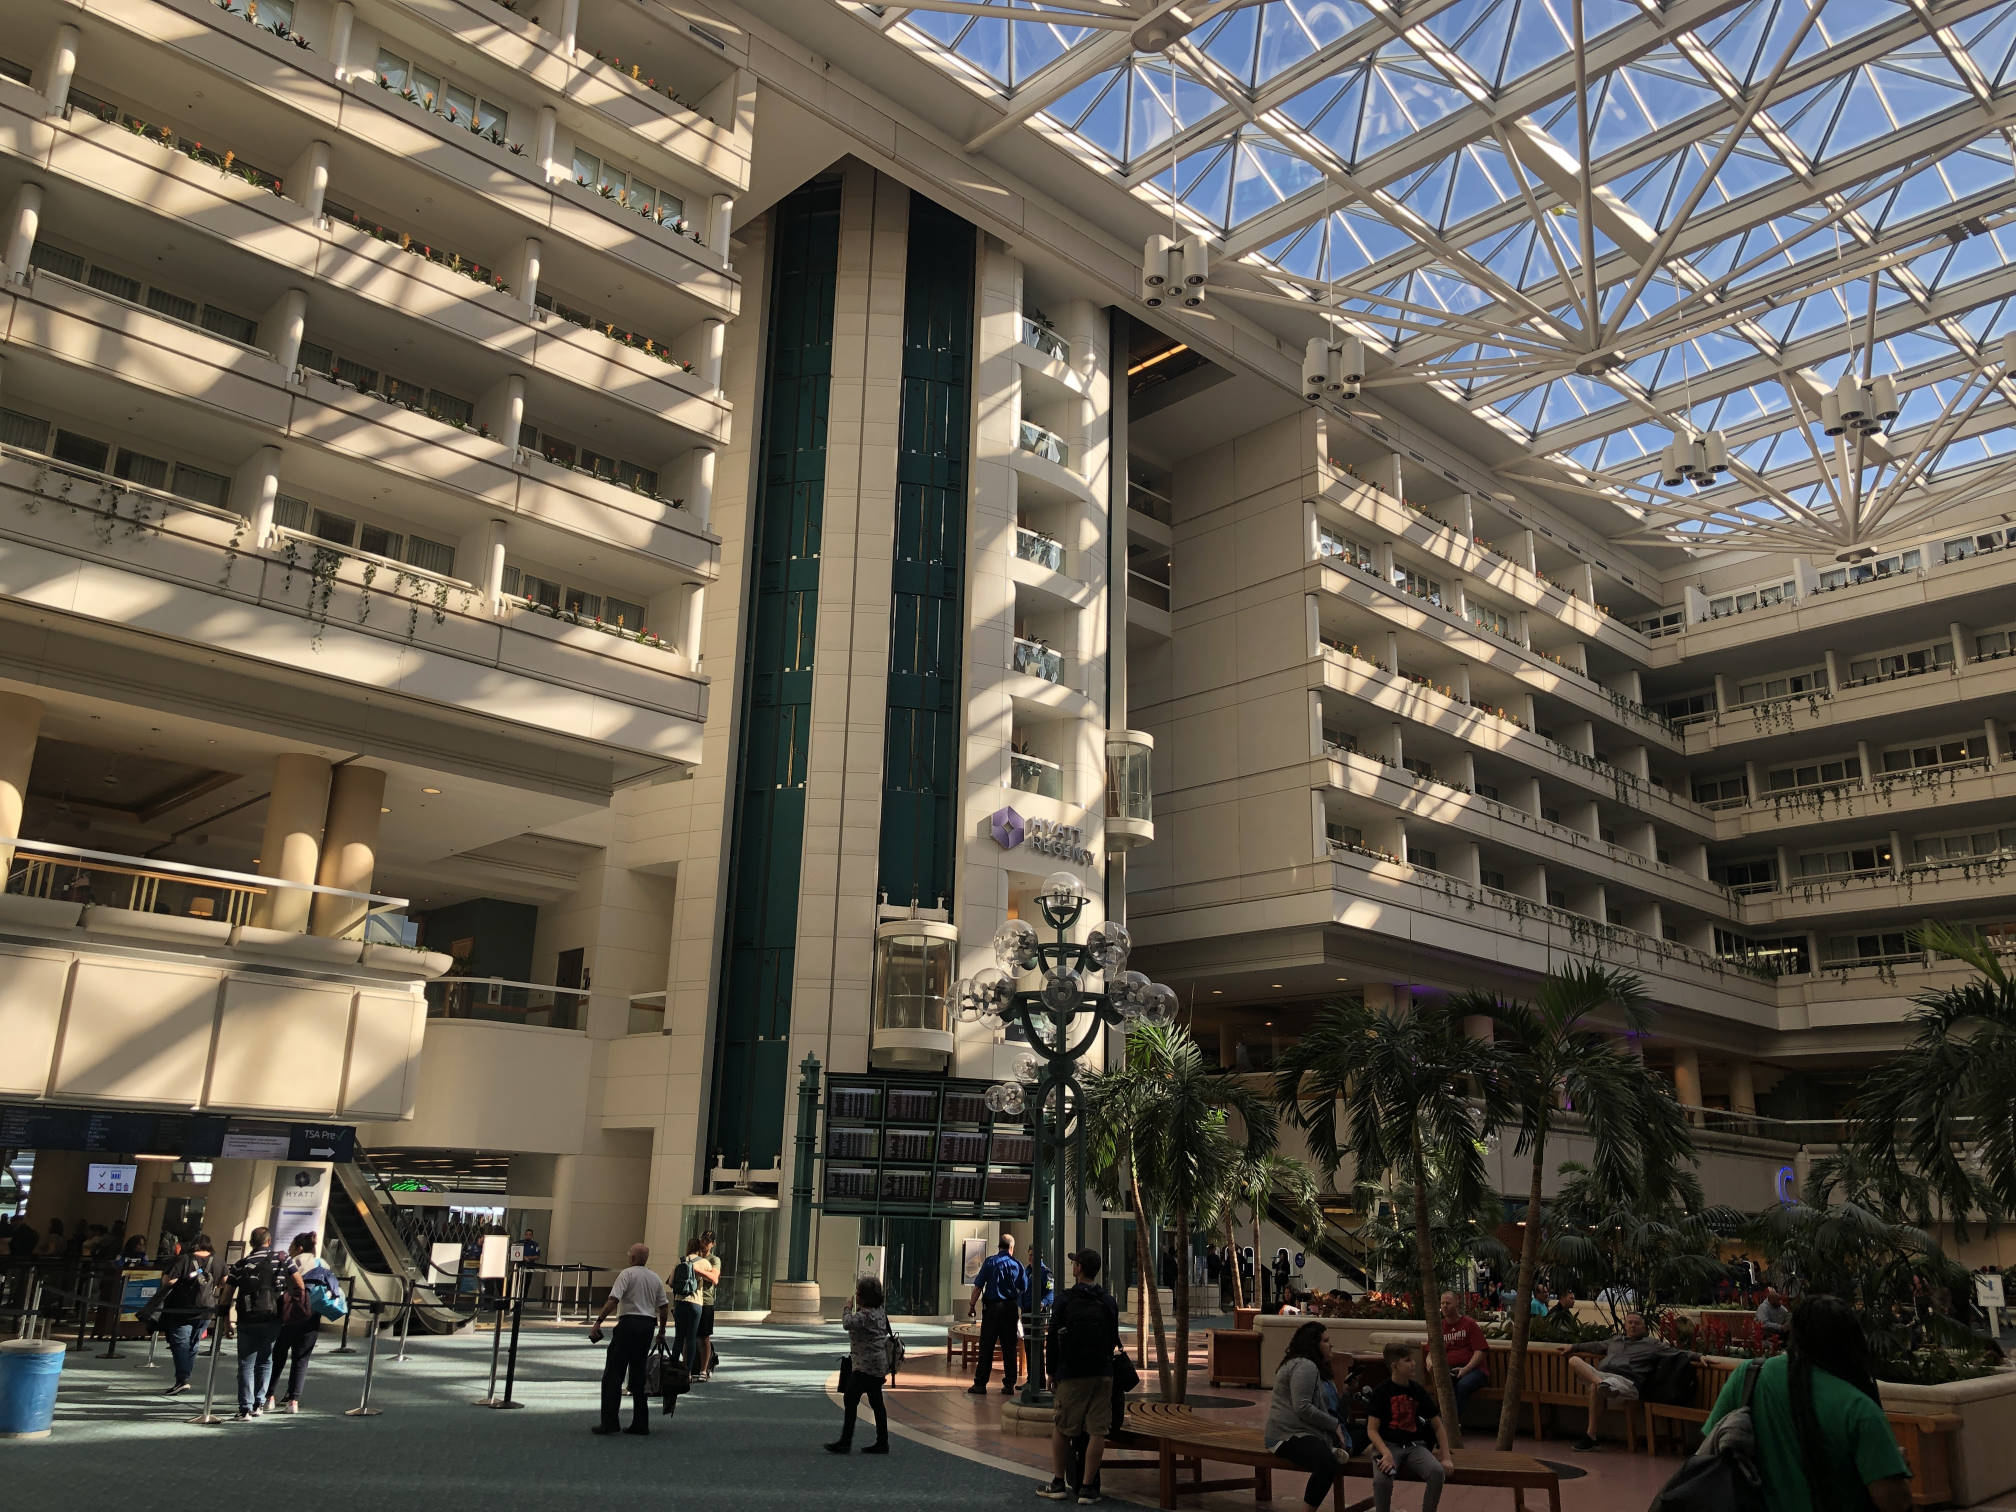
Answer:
xmin=1658 ymin=428 xmax=1730 ymax=488
xmin=421 ymin=786 xmax=442 ymax=795
xmin=1140 ymin=234 xmax=1210 ymax=309
xmin=1303 ymin=336 xmax=1365 ymax=402
xmin=1820 ymin=372 xmax=1901 ymax=438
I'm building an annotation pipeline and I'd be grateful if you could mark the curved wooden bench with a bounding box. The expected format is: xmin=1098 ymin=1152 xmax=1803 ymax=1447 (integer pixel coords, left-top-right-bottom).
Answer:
xmin=946 ymin=1319 xmax=1026 ymax=1376
xmin=1106 ymin=1401 xmax=1562 ymax=1510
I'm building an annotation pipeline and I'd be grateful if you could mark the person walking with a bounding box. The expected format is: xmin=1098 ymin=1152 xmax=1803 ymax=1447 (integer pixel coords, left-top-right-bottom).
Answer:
xmin=670 ymin=1229 xmax=722 ymax=1379
xmin=1702 ymin=1296 xmax=1911 ymax=1512
xmin=967 ymin=1231 xmax=1026 ymax=1396
xmin=154 ymin=1233 xmax=217 ymax=1396
xmin=588 ymin=1242 xmax=668 ymax=1436
xmin=1366 ymin=1342 xmax=1456 ymax=1512
xmin=826 ymin=1274 xmax=893 ymax=1455
xmin=218 ymin=1226 xmax=288 ymax=1421
xmin=1262 ymin=1321 xmax=1353 ymax=1512
xmin=1036 ymin=1249 xmax=1121 ymax=1504
xmin=268 ymin=1232 xmax=335 ymax=1414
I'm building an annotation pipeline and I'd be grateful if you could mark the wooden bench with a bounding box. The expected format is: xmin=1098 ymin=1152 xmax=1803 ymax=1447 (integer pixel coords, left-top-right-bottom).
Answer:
xmin=946 ymin=1320 xmax=1025 ymax=1376
xmin=1469 ymin=1342 xmax=1640 ymax=1450
xmin=1105 ymin=1401 xmax=1561 ymax=1510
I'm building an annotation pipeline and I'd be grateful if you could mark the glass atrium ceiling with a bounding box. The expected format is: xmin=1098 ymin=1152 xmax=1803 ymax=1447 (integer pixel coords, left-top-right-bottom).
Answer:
xmin=835 ymin=0 xmax=2016 ymax=556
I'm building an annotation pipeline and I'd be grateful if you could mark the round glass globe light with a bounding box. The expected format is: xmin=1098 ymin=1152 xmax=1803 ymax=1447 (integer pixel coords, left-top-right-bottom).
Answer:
xmin=1087 ymin=921 xmax=1131 ymax=974
xmin=1040 ymin=870 xmax=1085 ymax=909
xmin=1138 ymin=982 xmax=1178 ymax=1027
xmin=1041 ymin=968 xmax=1083 ymax=1013
xmin=992 ymin=919 xmax=1039 ymax=974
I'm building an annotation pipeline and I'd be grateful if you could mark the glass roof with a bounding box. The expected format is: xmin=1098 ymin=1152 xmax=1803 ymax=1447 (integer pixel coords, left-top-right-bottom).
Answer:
xmin=842 ymin=0 xmax=2016 ymax=554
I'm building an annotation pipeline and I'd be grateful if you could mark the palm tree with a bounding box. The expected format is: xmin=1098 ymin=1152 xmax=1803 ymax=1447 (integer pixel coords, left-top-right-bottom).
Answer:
xmin=1447 ymin=962 xmax=1697 ymax=1450
xmin=1079 ymin=1022 xmax=1274 ymax=1401
xmin=1544 ymin=1162 xmax=1738 ymax=1322
xmin=1272 ymin=994 xmax=1510 ymax=1425
xmin=1209 ymin=1149 xmax=1324 ymax=1310
xmin=1353 ymin=1158 xmax=1508 ymax=1297
xmin=1855 ymin=922 xmax=2011 ymax=1236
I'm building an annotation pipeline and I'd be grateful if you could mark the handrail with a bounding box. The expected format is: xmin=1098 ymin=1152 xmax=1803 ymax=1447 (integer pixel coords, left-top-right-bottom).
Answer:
xmin=0 ymin=442 xmax=245 ymax=529
xmin=431 ymin=975 xmax=591 ymax=996
xmin=6 ymin=836 xmax=407 ymax=909
xmin=1019 ymin=318 xmax=1069 ymax=363
xmin=1017 ymin=419 xmax=1068 ymax=467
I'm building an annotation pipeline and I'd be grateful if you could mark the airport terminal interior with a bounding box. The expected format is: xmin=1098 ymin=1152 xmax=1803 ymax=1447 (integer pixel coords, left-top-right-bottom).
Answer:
xmin=4 ymin=0 xmax=2016 ymax=1504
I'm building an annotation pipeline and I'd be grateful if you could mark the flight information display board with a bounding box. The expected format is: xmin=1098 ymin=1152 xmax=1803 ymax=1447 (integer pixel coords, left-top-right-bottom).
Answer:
xmin=0 ymin=1105 xmax=356 ymax=1163
xmin=820 ymin=1074 xmax=1034 ymax=1219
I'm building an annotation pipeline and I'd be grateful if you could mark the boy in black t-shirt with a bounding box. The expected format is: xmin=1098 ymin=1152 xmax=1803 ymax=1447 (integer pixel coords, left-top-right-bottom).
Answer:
xmin=1365 ymin=1343 xmax=1456 ymax=1512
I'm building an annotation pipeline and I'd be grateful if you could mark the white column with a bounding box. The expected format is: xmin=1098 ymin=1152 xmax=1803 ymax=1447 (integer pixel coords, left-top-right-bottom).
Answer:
xmin=710 ymin=194 xmax=735 ymax=261
xmin=230 ymin=447 xmax=282 ymax=547
xmin=310 ymin=764 xmax=388 ymax=939
xmin=259 ymin=288 xmax=309 ymax=374
xmin=700 ymin=317 xmax=726 ymax=394
xmin=686 ymin=446 xmax=715 ymax=528
xmin=1672 ymin=1046 xmax=1702 ymax=1124
xmin=1986 ymin=718 xmax=2002 ymax=767
xmin=327 ymin=1 xmax=355 ymax=80
xmin=252 ymin=755 xmax=332 ymax=933
xmin=3 ymin=183 xmax=43 ymax=285
xmin=1514 ymin=529 xmax=1537 ymax=572
xmin=1888 ymin=830 xmax=1905 ymax=877
xmin=1729 ymin=1062 xmax=1758 ymax=1117
xmin=682 ymin=583 xmax=705 ymax=669
xmin=1823 ymin=649 xmax=1841 ymax=695
xmin=39 ymin=25 xmax=79 ymax=118
xmin=0 ymin=692 xmax=43 ymax=873
xmin=557 ymin=0 xmax=582 ymax=53
xmin=535 ymin=106 xmax=559 ymax=183
xmin=285 ymin=142 xmax=330 ymax=220
xmin=476 ymin=373 xmax=526 ymax=445
xmin=1950 ymin=621 xmax=1969 ymax=667
xmin=1712 ymin=674 xmax=1730 ymax=712
xmin=483 ymin=518 xmax=509 ymax=612
xmin=513 ymin=236 xmax=543 ymax=312
xmin=1856 ymin=739 xmax=1875 ymax=785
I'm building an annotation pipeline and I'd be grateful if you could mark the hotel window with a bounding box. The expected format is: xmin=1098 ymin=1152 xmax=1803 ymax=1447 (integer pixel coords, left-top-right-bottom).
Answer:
xmin=1316 ymin=527 xmax=1372 ymax=570
xmin=1480 ymin=867 xmax=1506 ymax=890
xmin=1393 ymin=565 xmax=1443 ymax=606
xmin=1847 ymin=643 xmax=1951 ymax=682
xmin=374 ymin=49 xmax=511 ymax=137
xmin=1691 ymin=774 xmax=1747 ymax=806
xmin=1977 ymin=629 xmax=2015 ymax=659
xmin=1735 ymin=669 xmax=1822 ymax=704
xmin=1881 ymin=737 xmax=1980 ymax=772
xmin=570 ymin=148 xmax=683 ymax=224
xmin=1766 ymin=756 xmax=1859 ymax=791
xmin=1797 ymin=844 xmax=1891 ymax=878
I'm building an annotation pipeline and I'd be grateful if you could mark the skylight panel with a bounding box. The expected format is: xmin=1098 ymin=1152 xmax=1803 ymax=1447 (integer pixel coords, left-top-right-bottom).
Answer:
xmin=1955 ymin=7 xmax=2016 ymax=88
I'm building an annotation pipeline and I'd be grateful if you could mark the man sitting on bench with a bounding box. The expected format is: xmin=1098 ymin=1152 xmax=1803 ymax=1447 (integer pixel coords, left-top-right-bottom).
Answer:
xmin=1565 ymin=1310 xmax=1697 ymax=1451
xmin=1366 ymin=1343 xmax=1455 ymax=1512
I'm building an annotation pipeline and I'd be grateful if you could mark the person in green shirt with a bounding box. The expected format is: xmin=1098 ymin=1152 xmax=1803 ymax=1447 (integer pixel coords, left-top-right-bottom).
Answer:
xmin=1702 ymin=1296 xmax=1911 ymax=1512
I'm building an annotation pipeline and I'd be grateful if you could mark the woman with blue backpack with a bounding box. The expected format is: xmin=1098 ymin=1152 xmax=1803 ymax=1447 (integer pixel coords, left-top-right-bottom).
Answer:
xmin=268 ymin=1230 xmax=344 ymax=1414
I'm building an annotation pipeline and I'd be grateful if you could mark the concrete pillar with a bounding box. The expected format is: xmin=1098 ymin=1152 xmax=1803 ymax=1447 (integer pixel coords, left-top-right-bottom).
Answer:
xmin=681 ymin=583 xmax=705 ymax=669
xmin=1519 ymin=775 xmax=1544 ymax=816
xmin=1450 ymin=841 xmax=1481 ymax=884
xmin=1374 ymin=541 xmax=1396 ymax=581
xmin=1619 ymin=745 xmax=1651 ymax=779
xmin=477 ymin=373 xmax=526 ymax=446
xmin=259 ymin=288 xmax=309 ymax=374
xmin=310 ymin=765 xmax=387 ymax=938
xmin=1712 ymin=674 xmax=1730 ymax=712
xmin=1888 ymin=830 xmax=1904 ymax=877
xmin=285 ymin=142 xmax=330 ymax=220
xmin=710 ymin=194 xmax=735 ymax=262
xmin=1987 ymin=718 xmax=2002 ymax=766
xmin=40 ymin=25 xmax=79 ymax=117
xmin=557 ymin=0 xmax=582 ymax=53
xmin=1516 ymin=610 xmax=1532 ymax=649
xmin=1612 ymin=669 xmax=1644 ymax=704
xmin=1951 ymin=621 xmax=1969 ymax=668
xmin=1672 ymin=1046 xmax=1702 ymax=1123
xmin=252 ymin=754 xmax=332 ymax=933
xmin=1823 ymin=649 xmax=1841 ymax=695
xmin=700 ymin=318 xmax=726 ymax=394
xmin=230 ymin=447 xmax=282 ymax=547
xmin=1455 ymin=493 xmax=1474 ymax=539
xmin=1573 ymin=562 xmax=1596 ymax=602
xmin=1217 ymin=1021 xmax=1236 ymax=1069
xmin=328 ymin=1 xmax=355 ymax=80
xmin=3 ymin=182 xmax=43 ymax=285
xmin=1447 ymin=750 xmax=1476 ymax=791
xmin=1744 ymin=761 xmax=1763 ymax=802
xmin=1462 ymin=1012 xmax=1494 ymax=1041
xmin=1514 ymin=530 xmax=1537 ymax=572
xmin=1629 ymin=821 xmax=1657 ymax=859
xmin=535 ymin=106 xmax=559 ymax=183
xmin=0 ymin=692 xmax=43 ymax=872
xmin=1729 ymin=1061 xmax=1758 ymax=1117
xmin=513 ymin=237 xmax=543 ymax=312
xmin=1856 ymin=739 xmax=1875 ymax=785
xmin=686 ymin=446 xmax=715 ymax=528
xmin=1561 ymin=720 xmax=1595 ymax=756
xmin=483 ymin=518 xmax=509 ymax=612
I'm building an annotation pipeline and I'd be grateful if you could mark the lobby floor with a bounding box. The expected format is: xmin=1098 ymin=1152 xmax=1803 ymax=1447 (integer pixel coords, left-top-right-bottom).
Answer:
xmin=8 ymin=1320 xmax=2010 ymax=1510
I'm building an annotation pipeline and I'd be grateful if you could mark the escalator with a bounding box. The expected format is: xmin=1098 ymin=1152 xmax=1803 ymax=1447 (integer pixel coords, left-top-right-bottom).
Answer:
xmin=323 ymin=1161 xmax=470 ymax=1334
xmin=1268 ymin=1195 xmax=1372 ymax=1294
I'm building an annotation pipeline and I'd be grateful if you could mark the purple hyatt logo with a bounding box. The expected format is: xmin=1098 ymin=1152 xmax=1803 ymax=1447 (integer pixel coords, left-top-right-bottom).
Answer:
xmin=988 ymin=806 xmax=1026 ymax=850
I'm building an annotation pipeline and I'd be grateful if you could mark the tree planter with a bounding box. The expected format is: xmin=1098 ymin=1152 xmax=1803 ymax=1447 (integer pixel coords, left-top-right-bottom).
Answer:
xmin=1881 ymin=1361 xmax=2016 ymax=1503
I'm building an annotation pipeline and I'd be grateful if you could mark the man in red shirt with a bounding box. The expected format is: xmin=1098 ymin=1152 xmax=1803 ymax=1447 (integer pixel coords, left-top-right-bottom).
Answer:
xmin=1424 ymin=1290 xmax=1490 ymax=1433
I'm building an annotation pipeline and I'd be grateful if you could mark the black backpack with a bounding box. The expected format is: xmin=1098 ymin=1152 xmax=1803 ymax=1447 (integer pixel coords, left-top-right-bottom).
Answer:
xmin=1647 ymin=1359 xmax=1767 ymax=1512
xmin=234 ymin=1251 xmax=283 ymax=1321
xmin=1052 ymin=1287 xmax=1120 ymax=1378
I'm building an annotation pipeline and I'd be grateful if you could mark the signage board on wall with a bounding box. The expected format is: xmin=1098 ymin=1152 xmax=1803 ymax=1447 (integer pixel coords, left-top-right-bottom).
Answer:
xmin=0 ymin=1104 xmax=355 ymax=1164
xmin=270 ymin=1164 xmax=331 ymax=1254
xmin=86 ymin=1163 xmax=137 ymax=1194
xmin=820 ymin=1073 xmax=1034 ymax=1220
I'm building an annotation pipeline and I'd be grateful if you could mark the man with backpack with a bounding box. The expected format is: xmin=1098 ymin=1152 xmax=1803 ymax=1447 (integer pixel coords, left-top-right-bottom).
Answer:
xmin=1037 ymin=1250 xmax=1121 ymax=1504
xmin=967 ymin=1232 xmax=1026 ymax=1396
xmin=669 ymin=1230 xmax=721 ymax=1378
xmin=218 ymin=1227 xmax=288 ymax=1421
xmin=152 ymin=1232 xmax=217 ymax=1395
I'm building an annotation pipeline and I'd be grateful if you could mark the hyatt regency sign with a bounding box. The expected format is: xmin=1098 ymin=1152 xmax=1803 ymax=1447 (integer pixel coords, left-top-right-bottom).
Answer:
xmin=987 ymin=805 xmax=1094 ymax=866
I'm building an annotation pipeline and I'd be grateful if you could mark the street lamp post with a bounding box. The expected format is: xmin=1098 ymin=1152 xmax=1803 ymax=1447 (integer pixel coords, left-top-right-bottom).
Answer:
xmin=953 ymin=871 xmax=1177 ymax=1409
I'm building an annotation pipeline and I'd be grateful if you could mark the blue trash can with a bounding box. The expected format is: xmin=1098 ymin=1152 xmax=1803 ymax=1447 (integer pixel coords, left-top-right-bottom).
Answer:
xmin=0 ymin=1340 xmax=66 ymax=1439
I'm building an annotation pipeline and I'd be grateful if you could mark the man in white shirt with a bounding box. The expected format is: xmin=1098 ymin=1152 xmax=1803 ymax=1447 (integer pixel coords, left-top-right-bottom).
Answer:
xmin=588 ymin=1242 xmax=669 ymax=1436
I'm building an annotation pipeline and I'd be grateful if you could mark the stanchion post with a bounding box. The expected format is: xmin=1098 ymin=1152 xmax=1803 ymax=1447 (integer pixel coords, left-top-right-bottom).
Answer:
xmin=491 ymin=1297 xmax=525 ymax=1410
xmin=345 ymin=1301 xmax=383 ymax=1417
xmin=332 ymin=1301 xmax=356 ymax=1355
xmin=476 ymin=1297 xmax=505 ymax=1405
xmin=186 ymin=1310 xmax=227 ymax=1426
xmin=394 ymin=1278 xmax=415 ymax=1363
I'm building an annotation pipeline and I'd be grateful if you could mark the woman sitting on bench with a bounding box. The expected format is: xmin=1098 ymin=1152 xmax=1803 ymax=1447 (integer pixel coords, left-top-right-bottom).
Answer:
xmin=1264 ymin=1322 xmax=1355 ymax=1511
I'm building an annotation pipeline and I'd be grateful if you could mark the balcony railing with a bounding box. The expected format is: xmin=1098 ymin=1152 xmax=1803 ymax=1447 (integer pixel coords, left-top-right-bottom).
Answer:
xmin=1017 ymin=420 xmax=1068 ymax=468
xmin=425 ymin=976 xmax=589 ymax=1030
xmin=1014 ymin=526 xmax=1066 ymax=573
xmin=1020 ymin=318 xmax=1069 ymax=364
xmin=1009 ymin=751 xmax=1063 ymax=800
xmin=1012 ymin=637 xmax=1063 ymax=684
xmin=4 ymin=837 xmax=408 ymax=936
xmin=1128 ymin=571 xmax=1171 ymax=611
xmin=1128 ymin=484 xmax=1171 ymax=525
xmin=627 ymin=990 xmax=667 ymax=1035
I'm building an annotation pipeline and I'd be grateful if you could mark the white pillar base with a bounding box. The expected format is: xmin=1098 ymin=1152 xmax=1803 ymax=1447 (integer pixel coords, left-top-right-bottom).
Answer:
xmin=762 ymin=1280 xmax=823 ymax=1325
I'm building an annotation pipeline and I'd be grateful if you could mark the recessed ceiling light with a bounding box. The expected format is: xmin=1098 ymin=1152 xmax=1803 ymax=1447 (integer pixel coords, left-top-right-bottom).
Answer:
xmin=380 ymin=807 xmax=392 ymax=814
xmin=422 ymin=787 xmax=442 ymax=795
xmin=1210 ymin=989 xmax=1222 ymax=995
xmin=1271 ymin=983 xmax=1283 ymax=988
xmin=1336 ymin=976 xmax=1349 ymax=982
xmin=1264 ymin=1021 xmax=1273 ymax=1027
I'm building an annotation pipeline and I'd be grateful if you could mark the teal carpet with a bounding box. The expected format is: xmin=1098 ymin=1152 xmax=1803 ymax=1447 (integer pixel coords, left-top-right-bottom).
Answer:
xmin=4 ymin=1323 xmax=1043 ymax=1506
